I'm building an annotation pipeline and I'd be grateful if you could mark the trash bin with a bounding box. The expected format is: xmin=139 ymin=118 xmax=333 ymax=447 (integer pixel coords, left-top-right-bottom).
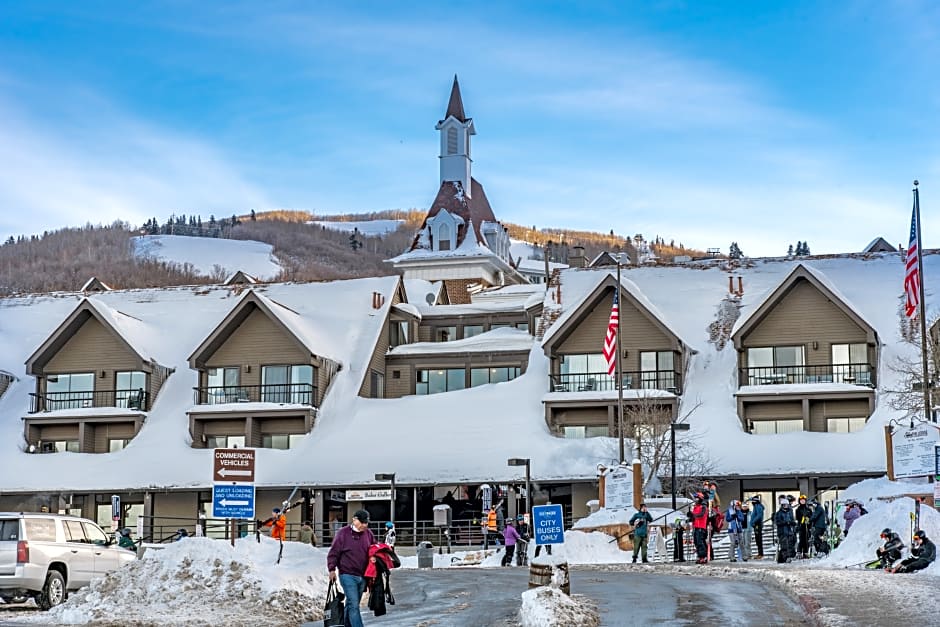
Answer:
xmin=417 ymin=541 xmax=434 ymax=568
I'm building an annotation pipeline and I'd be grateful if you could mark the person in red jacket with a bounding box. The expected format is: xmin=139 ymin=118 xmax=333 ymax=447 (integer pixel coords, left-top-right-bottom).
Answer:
xmin=689 ymin=492 xmax=709 ymax=564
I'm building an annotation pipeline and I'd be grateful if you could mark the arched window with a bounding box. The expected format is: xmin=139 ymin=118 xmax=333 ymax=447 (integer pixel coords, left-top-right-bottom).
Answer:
xmin=447 ymin=127 xmax=458 ymax=155
xmin=438 ymin=223 xmax=451 ymax=251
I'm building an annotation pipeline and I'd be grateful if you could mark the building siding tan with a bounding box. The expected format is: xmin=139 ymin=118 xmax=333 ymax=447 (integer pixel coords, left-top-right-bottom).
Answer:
xmin=206 ymin=309 xmax=308 ymax=386
xmin=45 ymin=317 xmax=140 ymax=377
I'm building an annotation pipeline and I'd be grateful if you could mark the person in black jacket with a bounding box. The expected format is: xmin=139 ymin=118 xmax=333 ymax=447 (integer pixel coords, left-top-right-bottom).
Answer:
xmin=889 ymin=530 xmax=936 ymax=573
xmin=794 ymin=495 xmax=811 ymax=558
xmin=774 ymin=497 xmax=797 ymax=563
xmin=876 ymin=528 xmax=905 ymax=569
xmin=809 ymin=500 xmax=829 ymax=555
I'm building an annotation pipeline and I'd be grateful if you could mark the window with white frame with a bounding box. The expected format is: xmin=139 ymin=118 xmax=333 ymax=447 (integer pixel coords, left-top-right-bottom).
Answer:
xmin=562 ymin=425 xmax=610 ymax=439
xmin=438 ymin=223 xmax=451 ymax=251
xmin=640 ymin=351 xmax=676 ymax=389
xmin=206 ymin=435 xmax=245 ymax=449
xmin=749 ymin=419 xmax=803 ymax=435
xmin=826 ymin=417 xmax=867 ymax=433
xmin=261 ymin=434 xmax=304 ymax=450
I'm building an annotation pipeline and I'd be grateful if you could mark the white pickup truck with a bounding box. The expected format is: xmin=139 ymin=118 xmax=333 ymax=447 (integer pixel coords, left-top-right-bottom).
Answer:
xmin=0 ymin=512 xmax=136 ymax=609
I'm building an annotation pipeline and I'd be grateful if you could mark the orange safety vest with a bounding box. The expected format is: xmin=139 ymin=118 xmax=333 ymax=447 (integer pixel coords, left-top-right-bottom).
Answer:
xmin=487 ymin=510 xmax=497 ymax=531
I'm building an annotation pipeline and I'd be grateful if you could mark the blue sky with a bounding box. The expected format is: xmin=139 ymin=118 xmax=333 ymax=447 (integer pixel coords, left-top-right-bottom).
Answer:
xmin=1 ymin=1 xmax=938 ymax=256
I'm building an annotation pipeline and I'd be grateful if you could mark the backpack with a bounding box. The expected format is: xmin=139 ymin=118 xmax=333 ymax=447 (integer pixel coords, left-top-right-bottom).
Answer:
xmin=859 ymin=505 xmax=868 ymax=516
xmin=710 ymin=512 xmax=724 ymax=532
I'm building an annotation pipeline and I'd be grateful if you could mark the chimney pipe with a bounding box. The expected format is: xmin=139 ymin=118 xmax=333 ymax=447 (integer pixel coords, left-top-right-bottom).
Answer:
xmin=728 ymin=276 xmax=734 ymax=294
xmin=737 ymin=276 xmax=743 ymax=295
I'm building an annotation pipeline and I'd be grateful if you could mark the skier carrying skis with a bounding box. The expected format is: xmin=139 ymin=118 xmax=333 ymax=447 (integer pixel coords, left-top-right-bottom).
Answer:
xmin=263 ymin=507 xmax=287 ymax=541
xmin=774 ymin=496 xmax=797 ymax=563
xmin=689 ymin=492 xmax=709 ymax=564
xmin=809 ymin=499 xmax=829 ymax=555
xmin=876 ymin=528 xmax=905 ymax=569
xmin=725 ymin=500 xmax=747 ymax=562
xmin=888 ymin=529 xmax=936 ymax=573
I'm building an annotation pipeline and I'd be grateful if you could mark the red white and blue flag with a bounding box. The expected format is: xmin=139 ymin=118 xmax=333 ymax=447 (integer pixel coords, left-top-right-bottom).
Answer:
xmin=904 ymin=205 xmax=921 ymax=319
xmin=603 ymin=290 xmax=619 ymax=376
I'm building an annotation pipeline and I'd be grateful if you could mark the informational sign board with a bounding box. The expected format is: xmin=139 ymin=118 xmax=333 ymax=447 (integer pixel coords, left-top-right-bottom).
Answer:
xmin=212 ymin=448 xmax=256 ymax=483
xmin=604 ymin=467 xmax=633 ymax=510
xmin=533 ymin=504 xmax=565 ymax=545
xmin=934 ymin=444 xmax=940 ymax=477
xmin=212 ymin=484 xmax=255 ymax=519
xmin=648 ymin=525 xmax=661 ymax=560
xmin=893 ymin=424 xmax=940 ymax=478
xmin=345 ymin=489 xmax=392 ymax=501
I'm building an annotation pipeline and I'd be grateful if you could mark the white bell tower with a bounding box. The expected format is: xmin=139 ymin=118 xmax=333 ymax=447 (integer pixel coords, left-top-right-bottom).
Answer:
xmin=435 ymin=75 xmax=476 ymax=197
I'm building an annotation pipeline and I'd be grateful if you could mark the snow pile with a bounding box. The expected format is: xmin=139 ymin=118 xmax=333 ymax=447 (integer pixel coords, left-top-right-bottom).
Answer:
xmin=25 ymin=537 xmax=327 ymax=626
xmin=841 ymin=476 xmax=932 ymax=501
xmin=398 ymin=547 xmax=504 ymax=568
xmin=572 ymin=506 xmax=678 ymax=529
xmin=817 ymin=495 xmax=940 ymax=569
xmin=132 ymin=235 xmax=281 ymax=280
xmin=520 ymin=586 xmax=599 ymax=627
xmin=551 ymin=531 xmax=632 ymax=565
xmin=309 ymin=219 xmax=403 ymax=236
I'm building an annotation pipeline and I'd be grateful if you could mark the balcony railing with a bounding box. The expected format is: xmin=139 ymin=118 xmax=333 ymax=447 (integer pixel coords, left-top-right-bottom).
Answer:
xmin=28 ymin=388 xmax=149 ymax=414
xmin=549 ymin=370 xmax=682 ymax=395
xmin=738 ymin=363 xmax=874 ymax=387
xmin=193 ymin=383 xmax=318 ymax=407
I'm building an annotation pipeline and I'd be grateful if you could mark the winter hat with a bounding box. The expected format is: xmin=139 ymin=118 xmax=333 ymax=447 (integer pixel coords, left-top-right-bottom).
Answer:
xmin=385 ymin=521 xmax=394 ymax=529
xmin=273 ymin=507 xmax=281 ymax=514
xmin=353 ymin=509 xmax=370 ymax=523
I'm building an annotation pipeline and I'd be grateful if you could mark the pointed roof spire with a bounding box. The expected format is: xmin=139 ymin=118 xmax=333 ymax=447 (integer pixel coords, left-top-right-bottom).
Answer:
xmin=444 ymin=74 xmax=468 ymax=123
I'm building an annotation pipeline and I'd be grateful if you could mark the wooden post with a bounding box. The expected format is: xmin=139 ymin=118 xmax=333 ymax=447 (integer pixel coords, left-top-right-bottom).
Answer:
xmin=632 ymin=460 xmax=643 ymax=510
xmin=884 ymin=425 xmax=895 ymax=481
xmin=598 ymin=472 xmax=606 ymax=508
xmin=230 ymin=518 xmax=235 ymax=547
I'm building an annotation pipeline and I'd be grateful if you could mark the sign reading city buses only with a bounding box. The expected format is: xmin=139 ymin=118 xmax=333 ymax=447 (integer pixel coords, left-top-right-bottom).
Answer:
xmin=212 ymin=448 xmax=256 ymax=483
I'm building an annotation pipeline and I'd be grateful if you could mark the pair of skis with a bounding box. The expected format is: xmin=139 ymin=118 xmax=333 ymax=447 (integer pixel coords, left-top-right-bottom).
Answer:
xmin=255 ymin=487 xmax=302 ymax=565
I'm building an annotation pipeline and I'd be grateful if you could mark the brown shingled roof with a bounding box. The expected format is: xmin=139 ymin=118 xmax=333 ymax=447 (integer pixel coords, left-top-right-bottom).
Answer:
xmin=409 ymin=178 xmax=501 ymax=252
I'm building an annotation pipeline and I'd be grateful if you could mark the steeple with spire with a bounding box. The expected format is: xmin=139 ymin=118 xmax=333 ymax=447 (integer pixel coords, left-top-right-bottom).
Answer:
xmin=436 ymin=75 xmax=476 ymax=197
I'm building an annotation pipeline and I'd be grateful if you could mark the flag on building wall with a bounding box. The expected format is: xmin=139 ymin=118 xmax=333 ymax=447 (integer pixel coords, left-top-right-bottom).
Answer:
xmin=603 ymin=290 xmax=619 ymax=376
xmin=905 ymin=205 xmax=921 ymax=319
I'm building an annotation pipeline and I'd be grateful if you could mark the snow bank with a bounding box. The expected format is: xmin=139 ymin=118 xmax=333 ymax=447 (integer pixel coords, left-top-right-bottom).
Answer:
xmin=520 ymin=586 xmax=599 ymax=627
xmin=551 ymin=531 xmax=632 ymax=565
xmin=841 ymin=476 xmax=932 ymax=501
xmin=23 ymin=537 xmax=327 ymax=626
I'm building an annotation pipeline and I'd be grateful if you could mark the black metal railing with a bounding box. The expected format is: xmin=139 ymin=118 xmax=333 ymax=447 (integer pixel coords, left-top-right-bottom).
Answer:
xmin=738 ymin=363 xmax=874 ymax=387
xmin=549 ymin=370 xmax=682 ymax=395
xmin=29 ymin=388 xmax=150 ymax=413
xmin=193 ymin=383 xmax=318 ymax=406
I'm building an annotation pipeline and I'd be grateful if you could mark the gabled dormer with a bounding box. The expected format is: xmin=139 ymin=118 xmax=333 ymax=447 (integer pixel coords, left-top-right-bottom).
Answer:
xmin=426 ymin=208 xmax=464 ymax=252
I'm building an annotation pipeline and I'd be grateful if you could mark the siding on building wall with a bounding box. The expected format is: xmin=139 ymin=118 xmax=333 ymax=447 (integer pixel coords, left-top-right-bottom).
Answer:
xmin=386 ymin=364 xmax=414 ymax=398
xmin=37 ymin=424 xmax=79 ymax=440
xmin=744 ymin=401 xmax=803 ymax=420
xmin=809 ymin=399 xmax=871 ymax=432
xmin=358 ymin=320 xmax=390 ymax=398
xmin=200 ymin=418 xmax=247 ymax=437
xmin=45 ymin=317 xmax=140 ymax=378
xmin=152 ymin=492 xmax=200 ymax=529
xmin=0 ymin=375 xmax=12 ymax=398
xmin=91 ymin=422 xmax=137 ymax=453
xmin=555 ymin=291 xmax=673 ymax=372
xmin=206 ymin=308 xmax=308 ymax=386
xmin=740 ymin=280 xmax=868 ymax=367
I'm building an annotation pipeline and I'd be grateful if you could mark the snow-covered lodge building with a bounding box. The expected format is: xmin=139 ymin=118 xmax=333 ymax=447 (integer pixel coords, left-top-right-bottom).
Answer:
xmin=0 ymin=79 xmax=918 ymax=542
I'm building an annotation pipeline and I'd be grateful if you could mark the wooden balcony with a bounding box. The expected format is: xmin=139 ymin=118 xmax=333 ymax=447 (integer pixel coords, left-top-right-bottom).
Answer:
xmin=28 ymin=388 xmax=149 ymax=414
xmin=192 ymin=383 xmax=318 ymax=407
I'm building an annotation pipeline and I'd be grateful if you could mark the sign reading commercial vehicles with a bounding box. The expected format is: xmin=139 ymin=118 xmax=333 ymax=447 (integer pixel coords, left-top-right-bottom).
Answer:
xmin=533 ymin=504 xmax=565 ymax=546
xmin=893 ymin=423 xmax=940 ymax=478
xmin=212 ymin=448 xmax=256 ymax=520
xmin=213 ymin=448 xmax=256 ymax=482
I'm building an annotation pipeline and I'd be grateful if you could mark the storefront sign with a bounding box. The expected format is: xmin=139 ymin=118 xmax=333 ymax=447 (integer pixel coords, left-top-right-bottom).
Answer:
xmin=345 ymin=489 xmax=392 ymax=501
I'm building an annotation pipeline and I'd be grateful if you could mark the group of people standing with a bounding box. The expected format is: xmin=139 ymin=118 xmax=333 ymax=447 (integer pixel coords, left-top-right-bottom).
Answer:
xmin=773 ymin=494 xmax=830 ymax=562
xmin=682 ymin=488 xmax=767 ymax=564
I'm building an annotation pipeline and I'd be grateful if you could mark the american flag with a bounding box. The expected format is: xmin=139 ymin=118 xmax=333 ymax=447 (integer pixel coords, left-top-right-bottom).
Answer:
xmin=603 ymin=290 xmax=619 ymax=376
xmin=904 ymin=205 xmax=920 ymax=319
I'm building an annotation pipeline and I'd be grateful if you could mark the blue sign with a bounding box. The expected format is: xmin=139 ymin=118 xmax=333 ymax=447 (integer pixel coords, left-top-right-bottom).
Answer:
xmin=935 ymin=444 xmax=940 ymax=478
xmin=533 ymin=504 xmax=565 ymax=545
xmin=212 ymin=484 xmax=255 ymax=519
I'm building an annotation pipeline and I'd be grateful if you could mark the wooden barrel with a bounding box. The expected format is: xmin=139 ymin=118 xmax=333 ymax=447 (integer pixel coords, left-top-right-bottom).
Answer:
xmin=528 ymin=561 xmax=570 ymax=595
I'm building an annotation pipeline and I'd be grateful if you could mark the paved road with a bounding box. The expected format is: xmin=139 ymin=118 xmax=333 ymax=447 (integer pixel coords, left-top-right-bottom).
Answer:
xmin=2 ymin=567 xmax=809 ymax=626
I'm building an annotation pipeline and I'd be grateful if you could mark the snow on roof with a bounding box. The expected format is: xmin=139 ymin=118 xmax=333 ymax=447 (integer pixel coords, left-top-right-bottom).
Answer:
xmin=387 ymin=327 xmax=533 ymax=356
xmin=0 ymin=253 xmax=931 ymax=492
xmin=387 ymin=224 xmax=496 ymax=264
xmin=540 ymin=269 xmax=691 ymax=350
xmin=132 ymin=235 xmax=281 ymax=280
xmin=392 ymin=302 xmax=421 ymax=319
xmin=731 ymin=263 xmax=879 ymax=340
xmin=86 ymin=297 xmax=177 ymax=366
xmin=403 ymin=278 xmax=441 ymax=306
xmin=79 ymin=277 xmax=111 ymax=292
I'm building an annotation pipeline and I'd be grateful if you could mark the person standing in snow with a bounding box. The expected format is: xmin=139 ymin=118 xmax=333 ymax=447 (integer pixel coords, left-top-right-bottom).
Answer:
xmin=328 ymin=509 xmax=375 ymax=627
xmin=740 ymin=501 xmax=753 ymax=561
xmin=483 ymin=505 xmax=499 ymax=549
xmin=500 ymin=519 xmax=522 ymax=566
xmin=296 ymin=521 xmax=317 ymax=546
xmin=725 ymin=501 xmax=747 ymax=562
xmin=689 ymin=492 xmax=709 ymax=564
xmin=795 ymin=495 xmax=811 ymax=558
xmin=809 ymin=500 xmax=828 ymax=555
xmin=629 ymin=503 xmax=654 ymax=564
xmin=889 ymin=529 xmax=936 ymax=573
xmin=384 ymin=521 xmax=396 ymax=548
xmin=749 ymin=496 xmax=765 ymax=559
xmin=842 ymin=501 xmax=861 ymax=535
xmin=671 ymin=517 xmax=687 ymax=562
xmin=774 ymin=496 xmax=797 ymax=563
xmin=515 ymin=515 xmax=530 ymax=566
xmin=263 ymin=507 xmax=287 ymax=541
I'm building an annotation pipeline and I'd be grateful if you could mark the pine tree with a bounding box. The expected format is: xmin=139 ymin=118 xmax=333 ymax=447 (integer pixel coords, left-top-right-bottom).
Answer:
xmin=787 ymin=244 xmax=794 ymax=257
xmin=795 ymin=241 xmax=803 ymax=256
xmin=251 ymin=209 xmax=257 ymax=222
xmin=802 ymin=242 xmax=810 ymax=256
xmin=729 ymin=242 xmax=743 ymax=259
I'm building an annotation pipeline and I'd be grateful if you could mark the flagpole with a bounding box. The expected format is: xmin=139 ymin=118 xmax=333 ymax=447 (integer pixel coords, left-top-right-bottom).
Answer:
xmin=616 ymin=260 xmax=625 ymax=464
xmin=914 ymin=180 xmax=931 ymax=422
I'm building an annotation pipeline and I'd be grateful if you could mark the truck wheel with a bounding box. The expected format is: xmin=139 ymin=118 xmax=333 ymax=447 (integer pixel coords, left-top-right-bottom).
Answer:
xmin=38 ymin=570 xmax=66 ymax=610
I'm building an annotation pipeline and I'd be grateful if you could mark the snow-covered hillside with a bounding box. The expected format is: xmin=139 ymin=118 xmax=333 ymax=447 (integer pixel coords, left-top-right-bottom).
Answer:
xmin=309 ymin=219 xmax=403 ymax=236
xmin=132 ymin=235 xmax=281 ymax=280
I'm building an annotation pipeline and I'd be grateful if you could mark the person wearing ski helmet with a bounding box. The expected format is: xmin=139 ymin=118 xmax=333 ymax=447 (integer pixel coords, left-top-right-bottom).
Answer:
xmin=774 ymin=495 xmax=797 ymax=563
xmin=688 ymin=492 xmax=709 ymax=563
xmin=876 ymin=527 xmax=904 ymax=569
xmin=794 ymin=495 xmax=811 ymax=558
xmin=263 ymin=507 xmax=287 ymax=541
xmin=749 ymin=496 xmax=765 ymax=559
xmin=384 ymin=521 xmax=396 ymax=548
xmin=809 ymin=498 xmax=829 ymax=555
xmin=890 ymin=529 xmax=936 ymax=573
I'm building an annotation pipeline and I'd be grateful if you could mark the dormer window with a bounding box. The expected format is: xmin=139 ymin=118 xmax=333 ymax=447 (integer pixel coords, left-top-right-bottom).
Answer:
xmin=438 ymin=223 xmax=451 ymax=251
xmin=447 ymin=127 xmax=458 ymax=155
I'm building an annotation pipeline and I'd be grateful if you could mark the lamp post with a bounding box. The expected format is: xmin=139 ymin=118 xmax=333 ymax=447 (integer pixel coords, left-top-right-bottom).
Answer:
xmin=507 ymin=458 xmax=531 ymax=525
xmin=670 ymin=423 xmax=691 ymax=510
xmin=375 ymin=473 xmax=396 ymax=525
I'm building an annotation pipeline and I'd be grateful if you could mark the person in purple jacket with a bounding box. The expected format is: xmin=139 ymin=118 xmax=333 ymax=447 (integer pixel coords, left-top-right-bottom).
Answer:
xmin=843 ymin=500 xmax=861 ymax=535
xmin=328 ymin=509 xmax=375 ymax=627
xmin=501 ymin=518 xmax=522 ymax=566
